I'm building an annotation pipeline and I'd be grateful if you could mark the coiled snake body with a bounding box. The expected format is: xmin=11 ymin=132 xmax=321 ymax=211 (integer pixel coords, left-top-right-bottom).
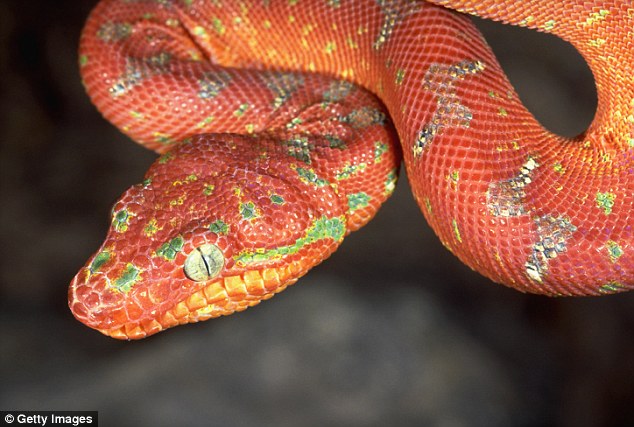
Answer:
xmin=70 ymin=0 xmax=633 ymax=339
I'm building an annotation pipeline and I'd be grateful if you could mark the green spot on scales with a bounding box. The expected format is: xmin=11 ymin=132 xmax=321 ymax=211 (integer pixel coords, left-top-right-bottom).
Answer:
xmin=239 ymin=201 xmax=261 ymax=220
xmin=112 ymin=209 xmax=132 ymax=232
xmin=90 ymin=250 xmax=111 ymax=274
xmin=234 ymin=216 xmax=346 ymax=265
xmin=596 ymin=192 xmax=616 ymax=215
xmin=347 ymin=192 xmax=371 ymax=211
xmin=155 ymin=236 xmax=185 ymax=261
xmin=113 ymin=263 xmax=141 ymax=293
xmin=209 ymin=220 xmax=229 ymax=235
xmin=270 ymin=194 xmax=285 ymax=205
xmin=606 ymin=241 xmax=624 ymax=263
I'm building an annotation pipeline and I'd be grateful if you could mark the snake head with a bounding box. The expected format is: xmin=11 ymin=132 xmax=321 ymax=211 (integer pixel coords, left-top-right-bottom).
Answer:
xmin=68 ymin=134 xmax=350 ymax=339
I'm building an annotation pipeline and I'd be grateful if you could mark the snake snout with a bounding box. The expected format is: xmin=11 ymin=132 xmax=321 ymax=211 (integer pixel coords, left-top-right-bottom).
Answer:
xmin=67 ymin=246 xmax=165 ymax=339
xmin=68 ymin=268 xmax=122 ymax=333
xmin=68 ymin=269 xmax=166 ymax=340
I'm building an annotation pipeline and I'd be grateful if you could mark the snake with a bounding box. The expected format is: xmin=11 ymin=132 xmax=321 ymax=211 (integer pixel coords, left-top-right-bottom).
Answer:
xmin=69 ymin=0 xmax=633 ymax=339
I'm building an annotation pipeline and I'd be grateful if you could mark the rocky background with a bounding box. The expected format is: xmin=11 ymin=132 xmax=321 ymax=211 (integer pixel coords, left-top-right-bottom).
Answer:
xmin=2 ymin=1 xmax=633 ymax=426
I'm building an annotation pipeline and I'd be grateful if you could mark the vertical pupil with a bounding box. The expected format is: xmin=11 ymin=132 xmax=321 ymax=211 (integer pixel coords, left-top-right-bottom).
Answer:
xmin=197 ymin=246 xmax=212 ymax=276
xmin=184 ymin=243 xmax=225 ymax=282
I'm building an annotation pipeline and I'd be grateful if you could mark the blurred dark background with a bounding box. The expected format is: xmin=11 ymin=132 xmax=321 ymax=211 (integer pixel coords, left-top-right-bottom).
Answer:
xmin=2 ymin=1 xmax=634 ymax=426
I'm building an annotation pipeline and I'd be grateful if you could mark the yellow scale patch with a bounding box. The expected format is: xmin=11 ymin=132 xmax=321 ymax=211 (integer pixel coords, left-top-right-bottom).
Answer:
xmin=553 ymin=163 xmax=566 ymax=174
xmin=395 ymin=68 xmax=405 ymax=85
xmin=341 ymin=69 xmax=354 ymax=79
xmin=543 ymin=20 xmax=556 ymax=31
xmin=153 ymin=132 xmax=173 ymax=145
xmin=424 ymin=198 xmax=432 ymax=215
xmin=447 ymin=170 xmax=459 ymax=189
xmin=143 ymin=218 xmax=162 ymax=237
xmin=519 ymin=16 xmax=535 ymax=27
xmin=203 ymin=183 xmax=215 ymax=196
xmin=172 ymin=174 xmax=198 ymax=186
xmin=588 ymin=38 xmax=606 ymax=48
xmin=496 ymin=140 xmax=520 ymax=152
xmin=192 ymin=26 xmax=210 ymax=41
xmin=452 ymin=219 xmax=462 ymax=243
xmin=302 ymin=23 xmax=315 ymax=36
xmin=165 ymin=18 xmax=179 ymax=27
xmin=169 ymin=194 xmax=187 ymax=206
xmin=583 ymin=9 xmax=610 ymax=26
xmin=196 ymin=116 xmax=215 ymax=129
xmin=130 ymin=110 xmax=144 ymax=120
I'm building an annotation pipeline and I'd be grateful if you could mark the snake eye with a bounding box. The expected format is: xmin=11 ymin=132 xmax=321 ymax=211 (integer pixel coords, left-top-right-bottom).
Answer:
xmin=184 ymin=243 xmax=225 ymax=282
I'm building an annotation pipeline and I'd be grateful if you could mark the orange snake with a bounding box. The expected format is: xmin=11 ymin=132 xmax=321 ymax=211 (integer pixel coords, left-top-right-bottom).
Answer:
xmin=69 ymin=0 xmax=633 ymax=339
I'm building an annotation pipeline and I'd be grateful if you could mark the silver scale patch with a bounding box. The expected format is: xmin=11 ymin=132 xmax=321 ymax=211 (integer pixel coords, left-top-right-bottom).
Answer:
xmin=98 ymin=20 xmax=174 ymax=98
xmin=486 ymin=156 xmax=538 ymax=217
xmin=413 ymin=60 xmax=485 ymax=157
xmin=340 ymin=106 xmax=386 ymax=128
xmin=97 ymin=22 xmax=132 ymax=42
xmin=525 ymin=215 xmax=577 ymax=283
xmin=486 ymin=157 xmax=577 ymax=283
xmin=260 ymin=72 xmax=306 ymax=109
xmin=198 ymin=71 xmax=232 ymax=99
xmin=282 ymin=136 xmax=313 ymax=164
xmin=109 ymin=52 xmax=172 ymax=97
xmin=322 ymin=81 xmax=355 ymax=102
xmin=373 ymin=0 xmax=420 ymax=50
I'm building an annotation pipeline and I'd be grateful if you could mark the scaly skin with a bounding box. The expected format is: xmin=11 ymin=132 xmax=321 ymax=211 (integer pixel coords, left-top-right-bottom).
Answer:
xmin=70 ymin=0 xmax=633 ymax=339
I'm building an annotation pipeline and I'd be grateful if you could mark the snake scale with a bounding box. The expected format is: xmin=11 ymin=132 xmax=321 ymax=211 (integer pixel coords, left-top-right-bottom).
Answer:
xmin=69 ymin=0 xmax=633 ymax=339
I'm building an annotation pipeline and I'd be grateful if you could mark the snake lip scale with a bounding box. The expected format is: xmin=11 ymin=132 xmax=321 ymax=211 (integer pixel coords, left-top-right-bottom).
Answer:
xmin=70 ymin=0 xmax=633 ymax=339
